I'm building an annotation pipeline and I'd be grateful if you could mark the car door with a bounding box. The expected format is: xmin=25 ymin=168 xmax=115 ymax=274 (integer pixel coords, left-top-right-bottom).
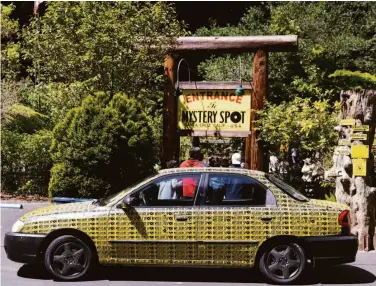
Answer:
xmin=196 ymin=172 xmax=277 ymax=267
xmin=107 ymin=172 xmax=204 ymax=265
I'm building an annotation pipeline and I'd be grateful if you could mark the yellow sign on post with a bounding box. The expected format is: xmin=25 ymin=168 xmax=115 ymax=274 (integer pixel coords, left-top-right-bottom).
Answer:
xmin=352 ymin=125 xmax=369 ymax=132
xmin=351 ymin=145 xmax=369 ymax=159
xmin=339 ymin=139 xmax=351 ymax=146
xmin=177 ymin=89 xmax=251 ymax=134
xmin=350 ymin=133 xmax=367 ymax=140
xmin=340 ymin=119 xmax=355 ymax=126
xmin=353 ymin=159 xmax=367 ymax=176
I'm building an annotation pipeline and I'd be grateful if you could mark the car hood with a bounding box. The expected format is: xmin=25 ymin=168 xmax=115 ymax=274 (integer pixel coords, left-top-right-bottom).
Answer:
xmin=307 ymin=198 xmax=349 ymax=212
xmin=19 ymin=201 xmax=99 ymax=222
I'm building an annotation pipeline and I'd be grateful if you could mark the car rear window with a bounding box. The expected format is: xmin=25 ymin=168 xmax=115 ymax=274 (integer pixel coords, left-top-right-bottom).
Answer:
xmin=265 ymin=174 xmax=309 ymax=202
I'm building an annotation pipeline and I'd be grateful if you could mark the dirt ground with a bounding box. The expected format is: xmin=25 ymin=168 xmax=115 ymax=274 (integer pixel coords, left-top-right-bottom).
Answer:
xmin=0 ymin=192 xmax=49 ymax=202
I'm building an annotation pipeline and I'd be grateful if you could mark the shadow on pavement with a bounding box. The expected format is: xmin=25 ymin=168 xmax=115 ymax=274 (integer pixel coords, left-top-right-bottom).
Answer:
xmin=17 ymin=264 xmax=376 ymax=284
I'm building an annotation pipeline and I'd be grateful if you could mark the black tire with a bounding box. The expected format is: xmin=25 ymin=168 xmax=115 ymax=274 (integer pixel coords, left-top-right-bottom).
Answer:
xmin=259 ymin=242 xmax=306 ymax=284
xmin=44 ymin=235 xmax=95 ymax=281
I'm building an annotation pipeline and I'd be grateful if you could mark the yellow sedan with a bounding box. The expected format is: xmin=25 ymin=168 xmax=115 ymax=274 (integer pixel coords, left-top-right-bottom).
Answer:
xmin=5 ymin=168 xmax=358 ymax=284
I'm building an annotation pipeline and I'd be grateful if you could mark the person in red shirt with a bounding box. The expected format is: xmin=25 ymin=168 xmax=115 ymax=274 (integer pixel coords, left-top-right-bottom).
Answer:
xmin=180 ymin=147 xmax=204 ymax=198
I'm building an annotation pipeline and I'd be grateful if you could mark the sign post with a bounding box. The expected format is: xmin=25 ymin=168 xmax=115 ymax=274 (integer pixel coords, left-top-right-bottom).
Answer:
xmin=245 ymin=50 xmax=267 ymax=170
xmin=162 ymin=55 xmax=178 ymax=167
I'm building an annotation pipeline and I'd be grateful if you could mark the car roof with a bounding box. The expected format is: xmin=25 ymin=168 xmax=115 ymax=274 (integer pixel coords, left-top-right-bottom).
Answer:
xmin=158 ymin=167 xmax=266 ymax=177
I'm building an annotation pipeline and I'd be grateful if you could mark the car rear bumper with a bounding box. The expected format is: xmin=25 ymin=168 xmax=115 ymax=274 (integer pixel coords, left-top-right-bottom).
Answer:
xmin=299 ymin=234 xmax=358 ymax=266
xmin=4 ymin=232 xmax=46 ymax=264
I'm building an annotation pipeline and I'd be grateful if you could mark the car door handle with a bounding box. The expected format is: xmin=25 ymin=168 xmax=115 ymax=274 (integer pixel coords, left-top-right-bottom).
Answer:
xmin=175 ymin=216 xmax=189 ymax=221
xmin=261 ymin=217 xmax=273 ymax=222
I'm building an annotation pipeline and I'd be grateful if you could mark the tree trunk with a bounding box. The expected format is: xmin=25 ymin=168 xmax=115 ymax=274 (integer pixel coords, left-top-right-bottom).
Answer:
xmin=328 ymin=90 xmax=376 ymax=251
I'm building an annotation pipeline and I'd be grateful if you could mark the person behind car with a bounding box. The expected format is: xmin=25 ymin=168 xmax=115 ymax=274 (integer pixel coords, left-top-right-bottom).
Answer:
xmin=180 ymin=147 xmax=204 ymax=198
xmin=224 ymin=153 xmax=246 ymax=200
xmin=198 ymin=152 xmax=208 ymax=167
xmin=220 ymin=158 xmax=230 ymax=167
xmin=208 ymin=156 xmax=227 ymax=204
xmin=230 ymin=153 xmax=242 ymax=168
xmin=158 ymin=160 xmax=182 ymax=200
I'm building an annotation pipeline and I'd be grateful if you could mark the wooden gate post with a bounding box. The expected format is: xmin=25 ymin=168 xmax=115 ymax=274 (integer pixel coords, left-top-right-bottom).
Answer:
xmin=162 ymin=54 xmax=177 ymax=167
xmin=245 ymin=50 xmax=267 ymax=170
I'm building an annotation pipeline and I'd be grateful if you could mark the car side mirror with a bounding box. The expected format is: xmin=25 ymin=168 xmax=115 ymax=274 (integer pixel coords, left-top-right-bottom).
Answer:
xmin=116 ymin=196 xmax=135 ymax=209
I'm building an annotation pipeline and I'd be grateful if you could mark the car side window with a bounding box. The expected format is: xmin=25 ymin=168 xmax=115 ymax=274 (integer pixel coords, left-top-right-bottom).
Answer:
xmin=129 ymin=174 xmax=202 ymax=207
xmin=205 ymin=174 xmax=274 ymax=206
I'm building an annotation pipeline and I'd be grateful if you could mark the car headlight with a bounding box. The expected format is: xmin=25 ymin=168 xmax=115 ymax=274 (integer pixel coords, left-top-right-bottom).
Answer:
xmin=11 ymin=220 xmax=24 ymax=233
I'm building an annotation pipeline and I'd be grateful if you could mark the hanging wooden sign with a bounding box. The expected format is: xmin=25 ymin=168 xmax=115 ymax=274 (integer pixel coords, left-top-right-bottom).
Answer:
xmin=352 ymin=125 xmax=369 ymax=132
xmin=350 ymin=133 xmax=367 ymax=140
xmin=177 ymin=82 xmax=252 ymax=137
xmin=351 ymin=145 xmax=369 ymax=159
xmin=340 ymin=119 xmax=355 ymax=126
xmin=353 ymin=159 xmax=367 ymax=176
xmin=335 ymin=146 xmax=350 ymax=156
xmin=339 ymin=139 xmax=351 ymax=146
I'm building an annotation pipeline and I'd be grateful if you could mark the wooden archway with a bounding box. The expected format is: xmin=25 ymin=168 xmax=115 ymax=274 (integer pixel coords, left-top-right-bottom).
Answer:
xmin=162 ymin=36 xmax=298 ymax=170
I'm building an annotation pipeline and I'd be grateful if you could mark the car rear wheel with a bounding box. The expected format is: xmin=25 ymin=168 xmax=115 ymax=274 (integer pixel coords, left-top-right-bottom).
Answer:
xmin=44 ymin=235 xmax=94 ymax=281
xmin=259 ymin=242 xmax=306 ymax=284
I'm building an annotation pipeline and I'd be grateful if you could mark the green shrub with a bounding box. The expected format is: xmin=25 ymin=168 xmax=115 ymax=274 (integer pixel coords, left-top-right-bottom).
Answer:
xmin=1 ymin=129 xmax=52 ymax=195
xmin=49 ymin=92 xmax=157 ymax=198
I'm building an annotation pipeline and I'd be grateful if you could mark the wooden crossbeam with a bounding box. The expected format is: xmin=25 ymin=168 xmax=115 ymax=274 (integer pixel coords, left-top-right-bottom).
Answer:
xmin=173 ymin=36 xmax=298 ymax=52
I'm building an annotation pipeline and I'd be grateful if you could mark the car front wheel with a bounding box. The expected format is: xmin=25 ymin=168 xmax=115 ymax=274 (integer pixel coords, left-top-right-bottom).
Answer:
xmin=259 ymin=242 xmax=306 ymax=284
xmin=44 ymin=235 xmax=94 ymax=281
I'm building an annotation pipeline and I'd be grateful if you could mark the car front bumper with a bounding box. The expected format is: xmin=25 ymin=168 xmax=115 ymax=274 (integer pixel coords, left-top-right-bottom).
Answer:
xmin=4 ymin=232 xmax=46 ymax=264
xmin=299 ymin=234 xmax=358 ymax=266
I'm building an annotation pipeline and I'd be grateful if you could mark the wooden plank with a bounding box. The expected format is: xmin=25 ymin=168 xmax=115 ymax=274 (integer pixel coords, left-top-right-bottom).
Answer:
xmin=179 ymin=81 xmax=253 ymax=90
xmin=173 ymin=36 xmax=298 ymax=52
xmin=162 ymin=55 xmax=177 ymax=166
xmin=246 ymin=50 xmax=267 ymax=171
xmin=178 ymin=130 xmax=251 ymax=138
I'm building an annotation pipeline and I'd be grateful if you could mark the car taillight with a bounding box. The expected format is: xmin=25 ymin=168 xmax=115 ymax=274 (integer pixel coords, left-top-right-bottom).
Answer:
xmin=338 ymin=210 xmax=350 ymax=228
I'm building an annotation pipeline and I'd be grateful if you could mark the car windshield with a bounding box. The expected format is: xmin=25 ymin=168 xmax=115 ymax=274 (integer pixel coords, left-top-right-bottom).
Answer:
xmin=265 ymin=174 xmax=309 ymax=202
xmin=99 ymin=173 xmax=158 ymax=206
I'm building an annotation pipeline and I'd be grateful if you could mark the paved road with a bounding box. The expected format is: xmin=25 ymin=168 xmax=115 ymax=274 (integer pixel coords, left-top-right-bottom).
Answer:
xmin=1 ymin=202 xmax=376 ymax=286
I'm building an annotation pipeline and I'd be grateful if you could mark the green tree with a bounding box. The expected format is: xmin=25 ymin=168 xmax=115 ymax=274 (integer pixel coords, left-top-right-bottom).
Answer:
xmin=257 ymin=98 xmax=339 ymax=163
xmin=196 ymin=2 xmax=376 ymax=102
xmin=23 ymin=2 xmax=185 ymax=97
xmin=1 ymin=129 xmax=52 ymax=195
xmin=1 ymin=3 xmax=22 ymax=81
xmin=49 ymin=92 xmax=157 ymax=198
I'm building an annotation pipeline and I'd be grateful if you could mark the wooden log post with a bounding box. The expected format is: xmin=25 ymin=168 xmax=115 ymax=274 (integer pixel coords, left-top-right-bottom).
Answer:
xmin=245 ymin=50 xmax=267 ymax=170
xmin=327 ymin=90 xmax=376 ymax=250
xmin=162 ymin=55 xmax=177 ymax=167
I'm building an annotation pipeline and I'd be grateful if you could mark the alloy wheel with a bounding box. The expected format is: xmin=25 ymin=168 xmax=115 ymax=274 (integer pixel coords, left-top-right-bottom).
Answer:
xmin=51 ymin=241 xmax=88 ymax=277
xmin=266 ymin=244 xmax=302 ymax=280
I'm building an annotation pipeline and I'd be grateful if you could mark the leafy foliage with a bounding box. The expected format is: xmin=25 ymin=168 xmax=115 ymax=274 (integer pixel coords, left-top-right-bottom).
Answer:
xmin=329 ymin=70 xmax=376 ymax=90
xmin=257 ymin=98 xmax=339 ymax=163
xmin=1 ymin=130 xmax=52 ymax=195
xmin=196 ymin=2 xmax=376 ymax=103
xmin=2 ymin=2 xmax=184 ymax=197
xmin=49 ymin=93 xmax=157 ymax=198
xmin=23 ymin=2 xmax=185 ymax=97
xmin=1 ymin=3 xmax=22 ymax=80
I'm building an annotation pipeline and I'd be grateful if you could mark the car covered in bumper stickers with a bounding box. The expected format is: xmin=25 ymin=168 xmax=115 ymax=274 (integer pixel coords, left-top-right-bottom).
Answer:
xmin=5 ymin=168 xmax=358 ymax=283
